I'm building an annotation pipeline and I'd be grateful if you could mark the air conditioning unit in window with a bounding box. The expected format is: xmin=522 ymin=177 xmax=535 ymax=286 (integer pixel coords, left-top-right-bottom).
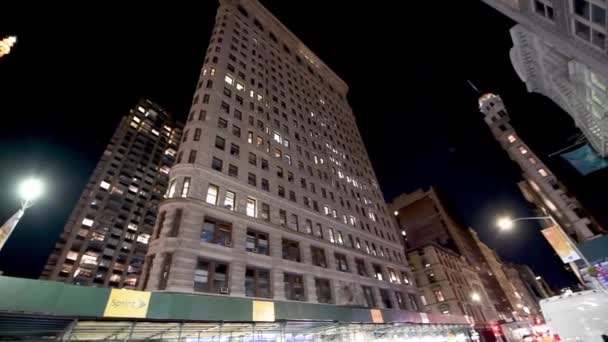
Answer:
xmin=224 ymin=241 xmax=232 ymax=247
xmin=219 ymin=287 xmax=230 ymax=294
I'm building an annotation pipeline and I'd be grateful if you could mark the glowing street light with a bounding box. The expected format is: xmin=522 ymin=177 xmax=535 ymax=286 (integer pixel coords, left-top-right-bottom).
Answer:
xmin=0 ymin=36 xmax=17 ymax=59
xmin=496 ymin=217 xmax=514 ymax=231
xmin=0 ymin=177 xmax=44 ymax=251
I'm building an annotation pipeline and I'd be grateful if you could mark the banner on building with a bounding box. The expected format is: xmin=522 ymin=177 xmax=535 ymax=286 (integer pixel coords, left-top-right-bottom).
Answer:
xmin=561 ymin=144 xmax=608 ymax=176
xmin=541 ymin=226 xmax=581 ymax=263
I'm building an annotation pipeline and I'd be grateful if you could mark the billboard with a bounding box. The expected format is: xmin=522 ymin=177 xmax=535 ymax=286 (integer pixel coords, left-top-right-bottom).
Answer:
xmin=541 ymin=226 xmax=581 ymax=263
xmin=561 ymin=144 xmax=608 ymax=175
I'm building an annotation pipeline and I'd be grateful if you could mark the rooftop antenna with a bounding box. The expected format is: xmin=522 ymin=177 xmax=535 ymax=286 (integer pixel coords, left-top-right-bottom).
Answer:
xmin=467 ymin=80 xmax=481 ymax=94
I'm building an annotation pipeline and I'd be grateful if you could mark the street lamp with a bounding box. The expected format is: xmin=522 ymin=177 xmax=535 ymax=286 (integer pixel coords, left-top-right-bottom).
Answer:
xmin=0 ymin=177 xmax=44 ymax=251
xmin=496 ymin=215 xmax=606 ymax=292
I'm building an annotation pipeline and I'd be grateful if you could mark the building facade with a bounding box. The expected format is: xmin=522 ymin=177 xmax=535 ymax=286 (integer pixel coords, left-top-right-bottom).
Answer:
xmin=470 ymin=230 xmax=540 ymax=320
xmin=407 ymin=243 xmax=499 ymax=325
xmin=514 ymin=264 xmax=554 ymax=301
xmin=478 ymin=92 xmax=602 ymax=242
xmin=41 ymin=99 xmax=182 ymax=288
xmin=503 ymin=263 xmax=543 ymax=315
xmin=390 ymin=187 xmax=514 ymax=320
xmin=142 ymin=0 xmax=419 ymax=311
xmin=482 ymin=0 xmax=608 ymax=157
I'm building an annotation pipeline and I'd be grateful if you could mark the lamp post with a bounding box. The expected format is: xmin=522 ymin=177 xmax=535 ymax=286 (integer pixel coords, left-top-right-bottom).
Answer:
xmin=0 ymin=178 xmax=44 ymax=251
xmin=496 ymin=215 xmax=606 ymax=291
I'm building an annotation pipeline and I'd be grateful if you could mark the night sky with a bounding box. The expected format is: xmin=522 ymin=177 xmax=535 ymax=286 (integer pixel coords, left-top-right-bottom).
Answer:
xmin=2 ymin=1 xmax=605 ymax=290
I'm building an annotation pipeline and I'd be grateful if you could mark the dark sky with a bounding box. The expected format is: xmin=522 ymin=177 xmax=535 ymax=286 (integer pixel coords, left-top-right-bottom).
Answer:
xmin=2 ymin=1 xmax=605 ymax=290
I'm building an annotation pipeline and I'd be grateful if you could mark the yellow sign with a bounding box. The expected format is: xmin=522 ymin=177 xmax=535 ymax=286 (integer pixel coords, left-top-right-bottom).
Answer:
xmin=541 ymin=226 xmax=580 ymax=263
xmin=103 ymin=288 xmax=151 ymax=318
xmin=252 ymin=300 xmax=275 ymax=322
xmin=370 ymin=309 xmax=384 ymax=323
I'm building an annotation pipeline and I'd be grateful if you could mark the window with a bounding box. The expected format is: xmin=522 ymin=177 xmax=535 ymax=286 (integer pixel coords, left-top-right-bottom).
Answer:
xmin=534 ymin=0 xmax=554 ymax=20
xmin=335 ymin=253 xmax=349 ymax=272
xmin=206 ymin=184 xmax=219 ymax=205
xmin=426 ymin=272 xmax=436 ymax=283
xmin=230 ymin=143 xmax=240 ymax=156
xmin=218 ymin=117 xmax=228 ymax=128
xmin=395 ymin=291 xmax=406 ymax=310
xmin=194 ymin=258 xmax=229 ymax=294
xmin=434 ymin=289 xmax=446 ymax=302
xmin=201 ymin=218 xmax=232 ymax=247
xmin=528 ymin=157 xmax=537 ymax=164
xmin=279 ymin=209 xmax=287 ymax=227
xmin=248 ymin=173 xmax=257 ymax=186
xmin=408 ymin=293 xmax=420 ymax=311
xmin=181 ymin=177 xmax=191 ymax=198
xmin=507 ymin=134 xmax=517 ymax=143
xmin=284 ymin=273 xmax=305 ymax=301
xmin=311 ymin=246 xmax=327 ymax=268
xmin=246 ymin=197 xmax=257 ymax=217
xmin=315 ymin=278 xmax=333 ymax=304
xmin=158 ymin=253 xmax=172 ymax=290
xmin=246 ymin=229 xmax=269 ymax=255
xmin=194 ymin=128 xmax=202 ymax=141
xmin=228 ymin=164 xmax=238 ymax=177
xmin=261 ymin=178 xmax=269 ymax=191
xmin=248 ymin=152 xmax=257 ymax=165
xmin=388 ymin=268 xmax=400 ymax=284
xmin=327 ymin=228 xmax=336 ymax=243
xmin=420 ymin=295 xmax=428 ymax=306
xmin=261 ymin=203 xmax=270 ymax=221
xmin=224 ymin=191 xmax=236 ymax=210
xmin=573 ymin=0 xmax=606 ymax=48
xmin=362 ymin=286 xmax=376 ymax=308
xmin=401 ymin=271 xmax=411 ymax=285
xmin=224 ymin=74 xmax=234 ymax=85
xmin=211 ymin=157 xmax=223 ymax=171
xmin=188 ymin=150 xmax=197 ymax=163
xmin=379 ymin=289 xmax=392 ymax=309
xmin=244 ymin=267 xmax=271 ymax=298
xmin=278 ymin=186 xmax=285 ymax=198
xmin=282 ymin=239 xmax=300 ymax=262
xmin=538 ymin=168 xmax=549 ymax=177
xmin=373 ymin=264 xmax=384 ymax=281
xmin=355 ymin=258 xmax=368 ymax=277
xmin=289 ymin=214 xmax=299 ymax=231
xmin=336 ymin=231 xmax=344 ymax=245
xmin=232 ymin=125 xmax=240 ymax=137
xmin=518 ymin=146 xmax=528 ymax=155
xmin=439 ymin=303 xmax=450 ymax=315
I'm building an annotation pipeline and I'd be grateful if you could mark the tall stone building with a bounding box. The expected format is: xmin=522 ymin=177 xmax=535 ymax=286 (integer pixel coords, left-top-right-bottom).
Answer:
xmin=406 ymin=243 xmax=499 ymax=324
xmin=142 ymin=0 xmax=419 ymax=310
xmin=41 ymin=99 xmax=182 ymax=288
xmin=390 ymin=187 xmax=514 ymax=320
xmin=478 ymin=92 xmax=603 ymax=242
xmin=470 ymin=230 xmax=540 ymax=320
xmin=482 ymin=0 xmax=608 ymax=157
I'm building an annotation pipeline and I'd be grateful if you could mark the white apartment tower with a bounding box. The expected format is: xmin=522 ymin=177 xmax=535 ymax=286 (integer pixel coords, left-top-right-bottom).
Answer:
xmin=478 ymin=93 xmax=603 ymax=242
xmin=482 ymin=0 xmax=608 ymax=156
xmin=142 ymin=0 xmax=419 ymax=311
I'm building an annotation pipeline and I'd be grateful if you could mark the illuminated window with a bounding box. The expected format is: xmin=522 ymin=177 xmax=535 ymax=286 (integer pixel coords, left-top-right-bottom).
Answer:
xmin=224 ymin=191 xmax=236 ymax=210
xmin=224 ymin=74 xmax=234 ymax=85
xmin=137 ymin=234 xmax=150 ymax=244
xmin=544 ymin=199 xmax=557 ymax=211
xmin=528 ymin=157 xmax=537 ymax=164
xmin=518 ymin=146 xmax=528 ymax=155
xmin=133 ymin=116 xmax=141 ymax=123
xmin=82 ymin=218 xmax=94 ymax=227
xmin=137 ymin=106 xmax=145 ymax=113
xmin=246 ymin=197 xmax=257 ymax=217
xmin=100 ymin=181 xmax=111 ymax=190
xmin=206 ymin=184 xmax=219 ymax=205
xmin=327 ymin=228 xmax=336 ymax=243
xmin=273 ymin=132 xmax=282 ymax=143
xmin=168 ymin=179 xmax=177 ymax=198
xmin=181 ymin=177 xmax=191 ymax=198
xmin=337 ymin=231 xmax=344 ymax=245
xmin=236 ymin=82 xmax=245 ymax=91
xmin=66 ymin=251 xmax=78 ymax=261
xmin=538 ymin=168 xmax=549 ymax=177
xmin=434 ymin=289 xmax=445 ymax=302
xmin=507 ymin=134 xmax=517 ymax=143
